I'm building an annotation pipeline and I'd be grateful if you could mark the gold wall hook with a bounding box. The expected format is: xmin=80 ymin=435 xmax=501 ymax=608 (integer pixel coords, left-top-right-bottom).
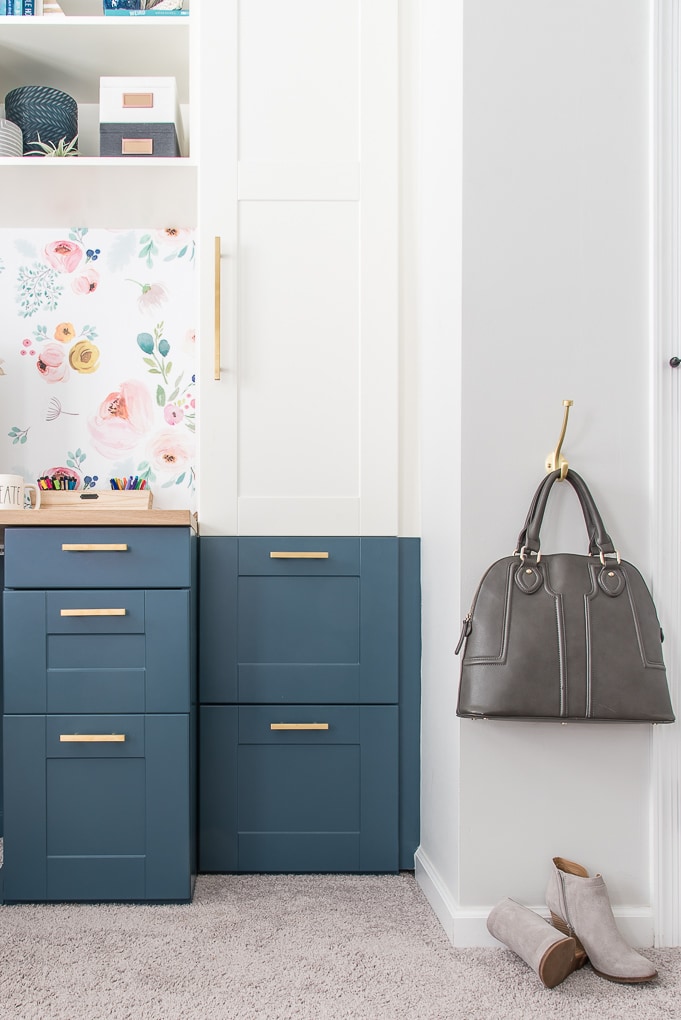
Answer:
xmin=545 ymin=399 xmax=574 ymax=479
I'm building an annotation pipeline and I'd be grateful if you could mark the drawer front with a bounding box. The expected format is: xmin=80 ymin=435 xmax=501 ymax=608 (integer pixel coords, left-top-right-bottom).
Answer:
xmin=4 ymin=527 xmax=191 ymax=589
xmin=199 ymin=705 xmax=398 ymax=874
xmin=4 ymin=589 xmax=190 ymax=715
xmin=2 ymin=714 xmax=193 ymax=902
xmin=199 ymin=537 xmax=398 ymax=704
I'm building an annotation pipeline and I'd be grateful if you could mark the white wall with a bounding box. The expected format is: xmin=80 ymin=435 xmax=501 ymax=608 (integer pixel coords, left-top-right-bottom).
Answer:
xmin=417 ymin=0 xmax=657 ymax=945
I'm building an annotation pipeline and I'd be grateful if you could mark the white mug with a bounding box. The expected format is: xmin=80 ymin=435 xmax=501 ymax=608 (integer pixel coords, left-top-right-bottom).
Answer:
xmin=0 ymin=474 xmax=41 ymax=511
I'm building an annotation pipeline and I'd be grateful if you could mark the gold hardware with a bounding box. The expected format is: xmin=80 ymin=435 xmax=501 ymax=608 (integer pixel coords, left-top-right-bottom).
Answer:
xmin=270 ymin=723 xmax=330 ymax=731
xmin=122 ymin=92 xmax=154 ymax=109
xmin=122 ymin=138 xmax=154 ymax=155
xmin=599 ymin=550 xmax=622 ymax=565
xmin=214 ymin=236 xmax=222 ymax=380
xmin=61 ymin=544 xmax=128 ymax=552
xmin=270 ymin=551 xmax=330 ymax=560
xmin=59 ymin=734 xmax=126 ymax=743
xmin=545 ymin=399 xmax=574 ymax=480
xmin=60 ymin=608 xmax=126 ymax=617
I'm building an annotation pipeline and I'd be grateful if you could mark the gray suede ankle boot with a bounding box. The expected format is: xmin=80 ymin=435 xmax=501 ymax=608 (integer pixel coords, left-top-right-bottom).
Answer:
xmin=487 ymin=897 xmax=580 ymax=988
xmin=546 ymin=857 xmax=658 ymax=983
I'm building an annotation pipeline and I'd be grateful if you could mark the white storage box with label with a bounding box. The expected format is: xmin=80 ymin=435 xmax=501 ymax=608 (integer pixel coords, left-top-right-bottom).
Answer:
xmin=99 ymin=76 xmax=185 ymax=155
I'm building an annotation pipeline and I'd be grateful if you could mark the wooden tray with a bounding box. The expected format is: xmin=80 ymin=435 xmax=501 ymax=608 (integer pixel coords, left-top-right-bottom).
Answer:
xmin=38 ymin=489 xmax=153 ymax=510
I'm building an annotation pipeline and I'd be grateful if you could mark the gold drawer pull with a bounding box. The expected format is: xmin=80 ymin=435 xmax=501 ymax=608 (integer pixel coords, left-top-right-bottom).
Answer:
xmin=60 ymin=608 xmax=127 ymax=617
xmin=61 ymin=544 xmax=129 ymax=552
xmin=59 ymin=734 xmax=126 ymax=743
xmin=269 ymin=551 xmax=329 ymax=560
xmin=270 ymin=723 xmax=329 ymax=731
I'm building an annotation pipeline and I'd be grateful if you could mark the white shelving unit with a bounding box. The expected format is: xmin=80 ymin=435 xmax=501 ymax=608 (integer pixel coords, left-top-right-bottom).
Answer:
xmin=0 ymin=2 xmax=194 ymax=227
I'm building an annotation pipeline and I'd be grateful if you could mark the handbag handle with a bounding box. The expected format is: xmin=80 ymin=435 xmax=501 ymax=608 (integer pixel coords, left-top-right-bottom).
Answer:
xmin=521 ymin=469 xmax=617 ymax=559
xmin=516 ymin=470 xmax=599 ymax=557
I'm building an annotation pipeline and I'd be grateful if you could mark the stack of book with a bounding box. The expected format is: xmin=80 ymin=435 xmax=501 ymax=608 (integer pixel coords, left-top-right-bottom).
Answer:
xmin=104 ymin=1 xmax=188 ymax=14
xmin=0 ymin=2 xmax=46 ymax=14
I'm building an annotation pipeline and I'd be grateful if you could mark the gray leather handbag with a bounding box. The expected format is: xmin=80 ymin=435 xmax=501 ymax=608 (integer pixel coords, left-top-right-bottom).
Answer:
xmin=455 ymin=470 xmax=675 ymax=722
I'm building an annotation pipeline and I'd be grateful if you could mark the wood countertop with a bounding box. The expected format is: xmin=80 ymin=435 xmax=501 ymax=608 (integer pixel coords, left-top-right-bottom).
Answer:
xmin=0 ymin=509 xmax=198 ymax=533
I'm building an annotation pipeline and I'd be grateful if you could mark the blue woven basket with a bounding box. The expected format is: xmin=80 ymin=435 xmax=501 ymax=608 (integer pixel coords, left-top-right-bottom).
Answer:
xmin=4 ymin=86 xmax=78 ymax=156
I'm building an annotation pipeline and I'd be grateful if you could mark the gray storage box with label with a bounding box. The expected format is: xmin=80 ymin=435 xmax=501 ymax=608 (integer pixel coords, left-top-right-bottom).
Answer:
xmin=100 ymin=122 xmax=181 ymax=157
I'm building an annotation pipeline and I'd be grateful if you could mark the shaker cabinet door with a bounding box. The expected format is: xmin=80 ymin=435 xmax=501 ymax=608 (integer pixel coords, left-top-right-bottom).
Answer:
xmin=198 ymin=0 xmax=399 ymax=536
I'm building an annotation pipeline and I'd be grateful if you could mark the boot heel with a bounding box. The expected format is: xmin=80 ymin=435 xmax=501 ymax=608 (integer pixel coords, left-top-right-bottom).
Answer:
xmin=549 ymin=911 xmax=588 ymax=968
xmin=488 ymin=898 xmax=579 ymax=988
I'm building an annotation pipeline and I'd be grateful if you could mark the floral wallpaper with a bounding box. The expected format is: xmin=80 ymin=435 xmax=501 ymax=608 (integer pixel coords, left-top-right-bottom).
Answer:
xmin=0 ymin=227 xmax=196 ymax=509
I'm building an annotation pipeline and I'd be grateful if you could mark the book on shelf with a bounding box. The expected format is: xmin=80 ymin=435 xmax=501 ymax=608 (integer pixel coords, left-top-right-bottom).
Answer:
xmin=1 ymin=0 xmax=46 ymax=11
xmin=103 ymin=0 xmax=188 ymax=14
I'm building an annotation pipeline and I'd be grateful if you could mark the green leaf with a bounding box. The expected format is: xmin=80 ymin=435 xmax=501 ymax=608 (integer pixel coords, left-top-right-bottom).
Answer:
xmin=156 ymin=385 xmax=166 ymax=407
xmin=176 ymin=472 xmax=186 ymax=485
xmin=20 ymin=434 xmax=27 ymax=444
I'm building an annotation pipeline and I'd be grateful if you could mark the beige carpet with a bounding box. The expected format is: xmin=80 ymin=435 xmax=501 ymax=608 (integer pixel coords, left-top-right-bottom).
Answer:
xmin=0 ymin=873 xmax=679 ymax=1020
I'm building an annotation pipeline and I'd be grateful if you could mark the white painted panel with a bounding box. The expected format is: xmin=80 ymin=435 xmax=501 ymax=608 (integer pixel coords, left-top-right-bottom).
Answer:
xmin=237 ymin=201 xmax=360 ymax=500
xmin=238 ymin=497 xmax=360 ymax=536
xmin=238 ymin=161 xmax=360 ymax=201
xmin=238 ymin=0 xmax=359 ymax=162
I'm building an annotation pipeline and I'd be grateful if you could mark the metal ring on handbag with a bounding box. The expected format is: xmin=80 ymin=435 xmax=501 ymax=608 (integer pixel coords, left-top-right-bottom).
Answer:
xmin=518 ymin=546 xmax=542 ymax=563
xmin=599 ymin=549 xmax=621 ymax=565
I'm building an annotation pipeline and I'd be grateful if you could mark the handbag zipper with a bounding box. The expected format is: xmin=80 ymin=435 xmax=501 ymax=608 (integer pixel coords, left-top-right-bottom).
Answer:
xmin=455 ymin=614 xmax=472 ymax=655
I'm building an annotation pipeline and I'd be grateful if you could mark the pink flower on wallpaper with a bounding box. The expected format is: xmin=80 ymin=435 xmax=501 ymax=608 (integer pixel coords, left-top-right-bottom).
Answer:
xmin=36 ymin=343 xmax=70 ymax=383
xmin=127 ymin=279 xmax=168 ymax=314
xmin=72 ymin=268 xmax=100 ymax=295
xmin=87 ymin=379 xmax=154 ymax=459
xmin=154 ymin=228 xmax=193 ymax=246
xmin=44 ymin=240 xmax=83 ymax=274
xmin=148 ymin=429 xmax=193 ymax=473
xmin=163 ymin=404 xmax=184 ymax=426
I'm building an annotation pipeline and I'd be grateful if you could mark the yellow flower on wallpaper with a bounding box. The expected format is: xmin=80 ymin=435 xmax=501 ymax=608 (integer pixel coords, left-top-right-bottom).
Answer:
xmin=69 ymin=340 xmax=101 ymax=374
xmin=54 ymin=322 xmax=76 ymax=343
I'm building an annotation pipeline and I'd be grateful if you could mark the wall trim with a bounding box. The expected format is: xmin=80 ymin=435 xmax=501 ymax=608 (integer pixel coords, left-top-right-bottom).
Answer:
xmin=415 ymin=847 xmax=655 ymax=949
xmin=651 ymin=0 xmax=681 ymax=949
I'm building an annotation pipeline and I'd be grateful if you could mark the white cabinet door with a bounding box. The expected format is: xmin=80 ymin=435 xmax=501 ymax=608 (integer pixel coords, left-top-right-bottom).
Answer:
xmin=197 ymin=0 xmax=398 ymax=536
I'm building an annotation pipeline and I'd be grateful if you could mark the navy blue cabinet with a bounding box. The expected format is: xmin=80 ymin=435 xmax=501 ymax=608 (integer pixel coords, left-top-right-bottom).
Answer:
xmin=199 ymin=537 xmax=420 ymax=874
xmin=2 ymin=526 xmax=197 ymax=903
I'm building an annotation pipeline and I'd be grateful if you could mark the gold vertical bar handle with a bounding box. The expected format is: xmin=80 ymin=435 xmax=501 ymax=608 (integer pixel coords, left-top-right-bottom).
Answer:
xmin=61 ymin=544 xmax=128 ymax=552
xmin=269 ymin=551 xmax=329 ymax=559
xmin=59 ymin=734 xmax=126 ymax=743
xmin=60 ymin=608 xmax=127 ymax=617
xmin=270 ymin=723 xmax=330 ymax=731
xmin=214 ymin=236 xmax=222 ymax=380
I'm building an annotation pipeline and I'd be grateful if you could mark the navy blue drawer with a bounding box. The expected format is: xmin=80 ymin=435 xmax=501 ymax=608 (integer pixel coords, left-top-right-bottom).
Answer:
xmin=199 ymin=704 xmax=398 ymax=874
xmin=4 ymin=527 xmax=191 ymax=589
xmin=4 ymin=589 xmax=191 ymax=715
xmin=3 ymin=714 xmax=193 ymax=902
xmin=200 ymin=537 xmax=398 ymax=704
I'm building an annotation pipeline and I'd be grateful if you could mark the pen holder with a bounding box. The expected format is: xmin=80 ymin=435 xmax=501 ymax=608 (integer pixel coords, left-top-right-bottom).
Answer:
xmin=39 ymin=490 xmax=153 ymax=509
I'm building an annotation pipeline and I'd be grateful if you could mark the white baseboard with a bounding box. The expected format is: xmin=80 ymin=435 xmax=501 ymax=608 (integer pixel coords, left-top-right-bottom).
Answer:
xmin=414 ymin=846 xmax=655 ymax=949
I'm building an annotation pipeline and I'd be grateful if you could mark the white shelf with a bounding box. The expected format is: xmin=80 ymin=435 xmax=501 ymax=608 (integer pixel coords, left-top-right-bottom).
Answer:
xmin=0 ymin=17 xmax=190 ymax=103
xmin=0 ymin=155 xmax=197 ymax=226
